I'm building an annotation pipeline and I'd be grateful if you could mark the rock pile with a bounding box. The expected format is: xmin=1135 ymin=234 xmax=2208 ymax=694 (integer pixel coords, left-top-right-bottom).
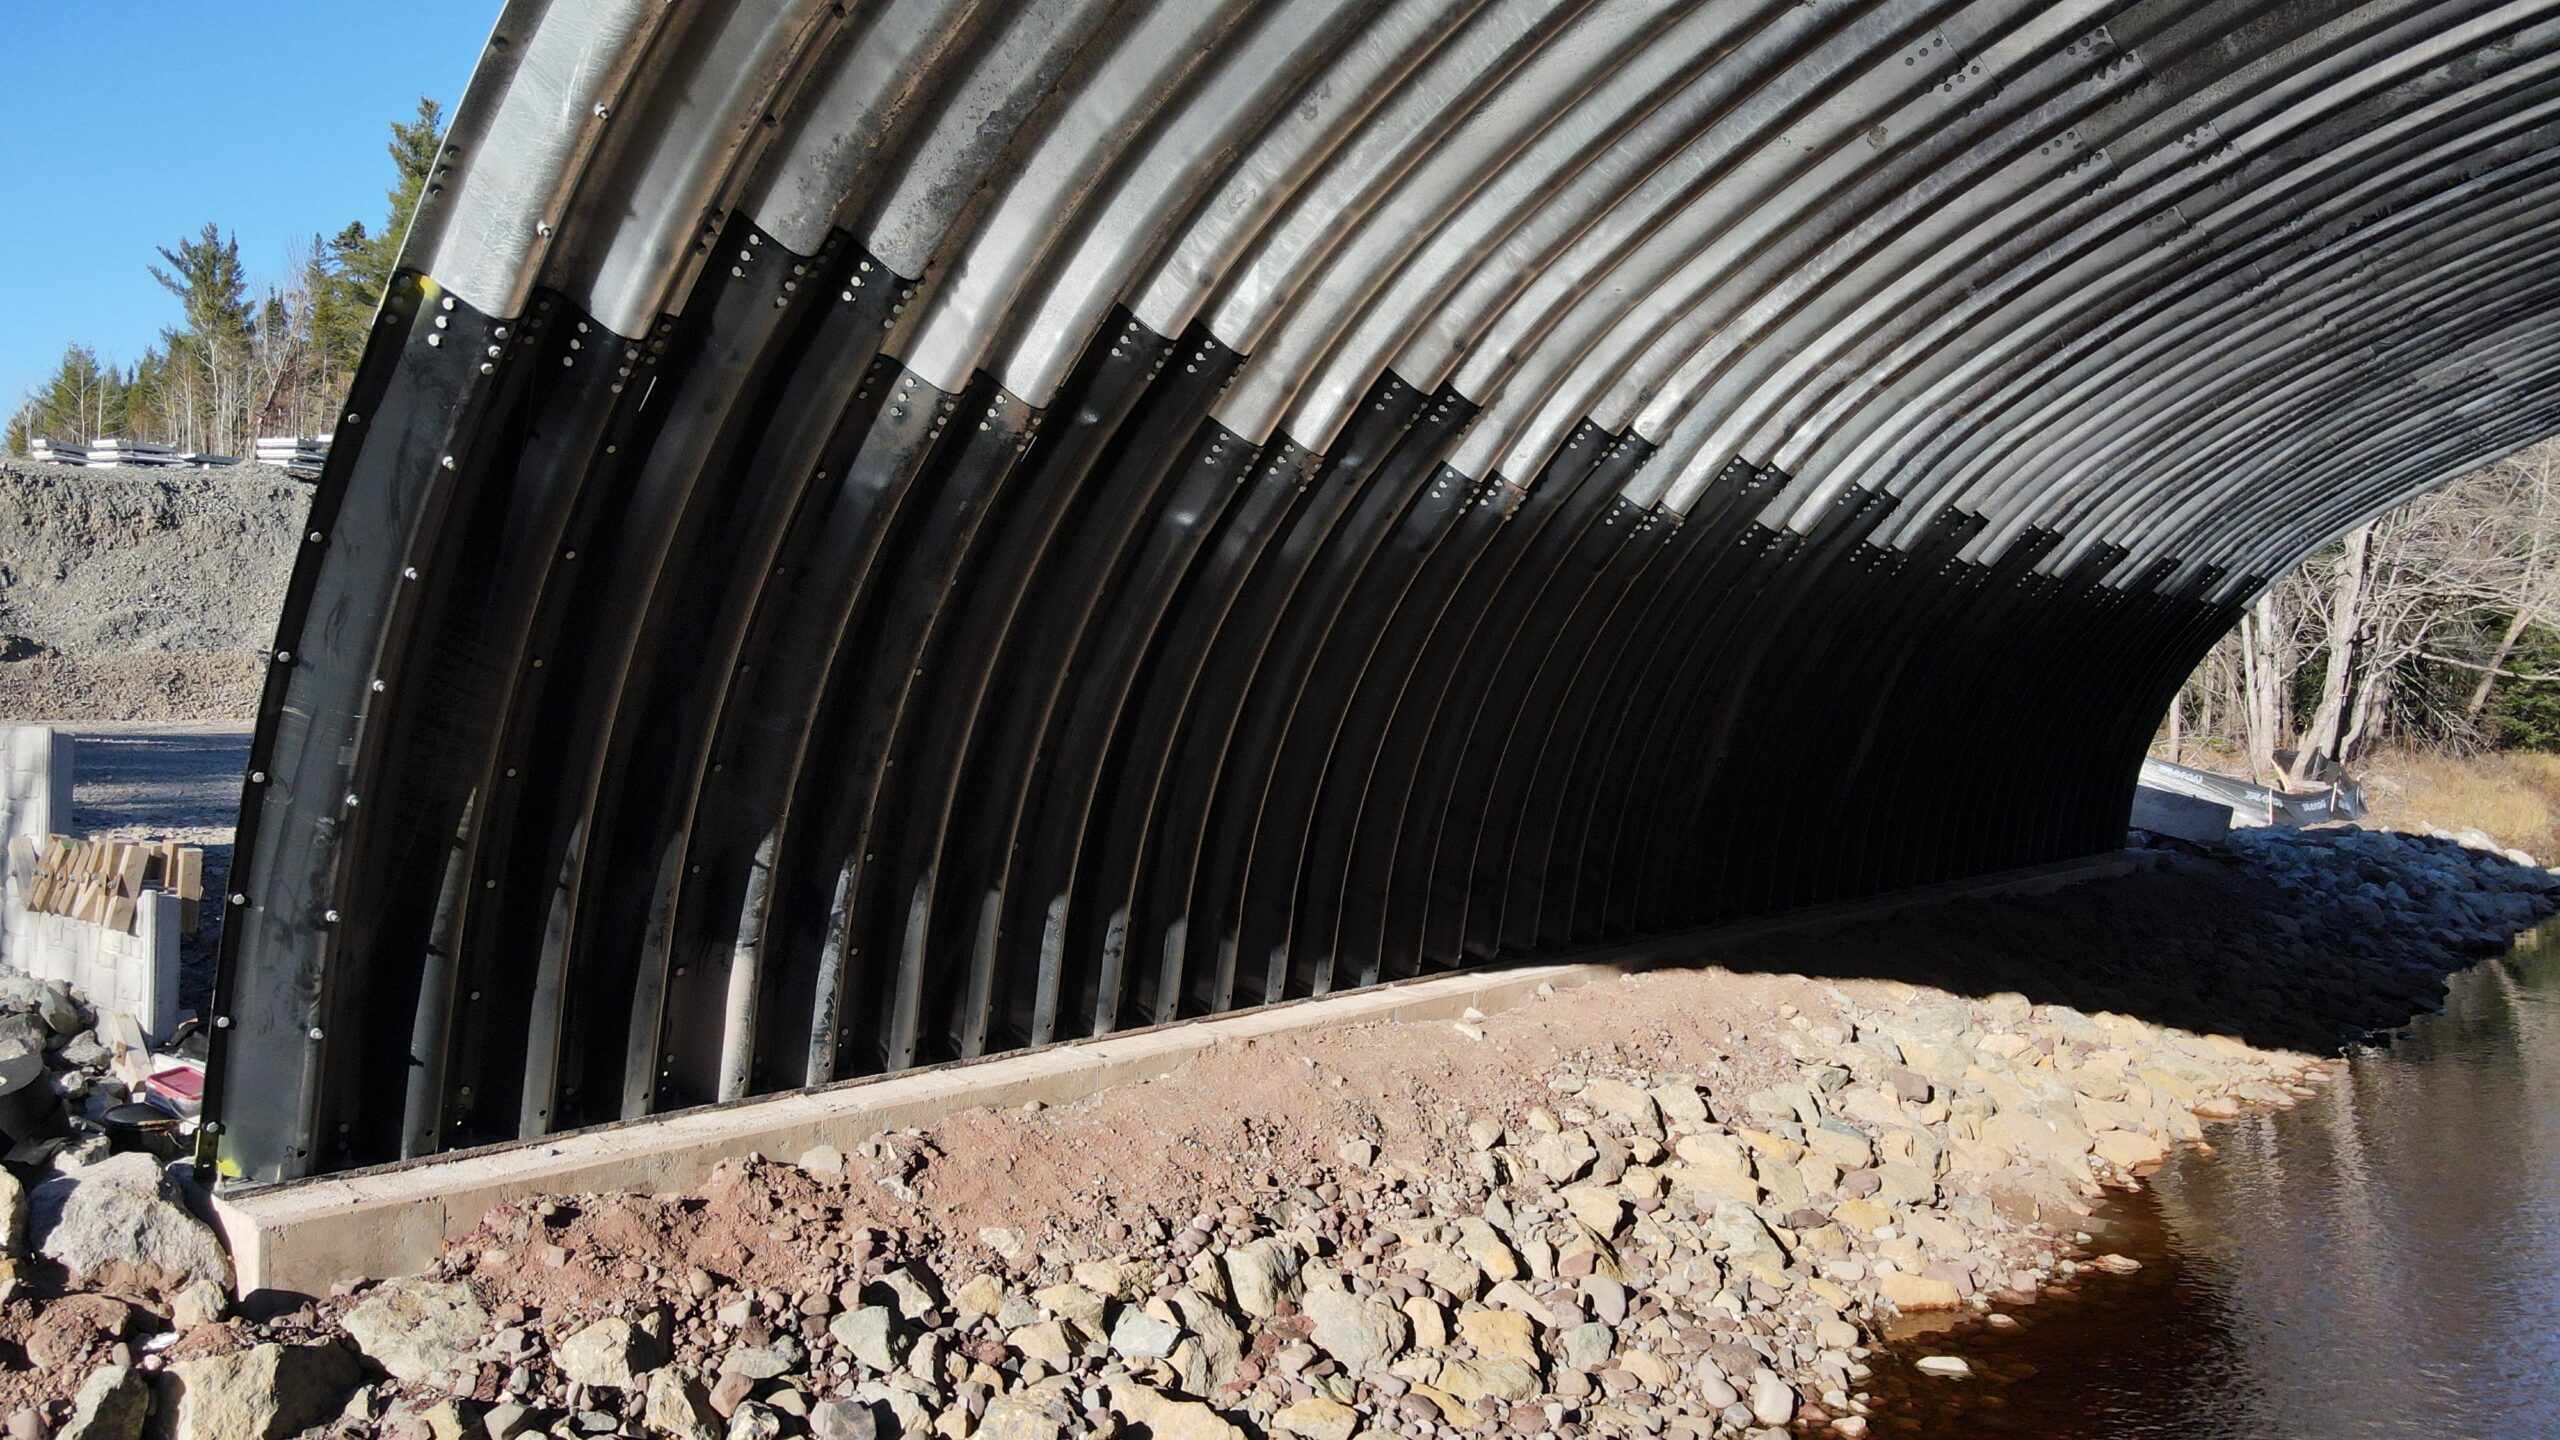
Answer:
xmin=358 ymin=998 xmax=2321 ymax=1440
xmin=0 ymin=970 xmax=223 ymax=1305
xmin=0 ymin=826 xmax=2551 ymax=1440
xmin=0 ymin=460 xmax=305 ymax=722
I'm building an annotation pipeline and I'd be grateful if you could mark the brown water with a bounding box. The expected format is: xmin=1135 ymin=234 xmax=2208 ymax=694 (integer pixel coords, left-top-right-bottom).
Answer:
xmin=1863 ymin=920 xmax=2560 ymax=1439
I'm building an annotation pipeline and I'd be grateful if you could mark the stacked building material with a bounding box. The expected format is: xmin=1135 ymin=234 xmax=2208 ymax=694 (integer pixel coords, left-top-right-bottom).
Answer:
xmin=253 ymin=435 xmax=331 ymax=477
xmin=26 ymin=439 xmax=89 ymax=465
xmin=14 ymin=835 xmax=204 ymax=935
xmin=82 ymin=438 xmax=180 ymax=468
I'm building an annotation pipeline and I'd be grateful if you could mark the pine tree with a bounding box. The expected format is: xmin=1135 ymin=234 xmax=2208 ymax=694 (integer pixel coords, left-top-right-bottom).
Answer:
xmin=152 ymin=225 xmax=254 ymax=353
xmin=26 ymin=345 xmax=118 ymax=444
xmin=341 ymin=101 xmax=444 ymax=309
xmin=150 ymin=226 xmax=256 ymax=452
xmin=318 ymin=99 xmax=445 ymax=380
xmin=311 ymin=223 xmax=377 ymax=380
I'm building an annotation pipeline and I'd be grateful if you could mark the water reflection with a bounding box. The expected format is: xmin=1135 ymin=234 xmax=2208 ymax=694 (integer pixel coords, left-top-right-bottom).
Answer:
xmin=1867 ymin=922 xmax=2560 ymax=1438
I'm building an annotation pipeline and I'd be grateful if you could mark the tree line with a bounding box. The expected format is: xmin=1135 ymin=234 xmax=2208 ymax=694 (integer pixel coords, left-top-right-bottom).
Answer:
xmin=4 ymin=100 xmax=442 ymax=459
xmin=2165 ymin=436 xmax=2560 ymax=777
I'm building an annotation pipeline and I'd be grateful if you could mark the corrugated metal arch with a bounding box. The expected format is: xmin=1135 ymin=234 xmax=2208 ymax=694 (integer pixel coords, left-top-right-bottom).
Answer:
xmin=205 ymin=0 xmax=2560 ymax=1183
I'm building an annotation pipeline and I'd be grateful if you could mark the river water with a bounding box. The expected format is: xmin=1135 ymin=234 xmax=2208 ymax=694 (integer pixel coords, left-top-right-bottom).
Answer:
xmin=1861 ymin=920 xmax=2560 ymax=1438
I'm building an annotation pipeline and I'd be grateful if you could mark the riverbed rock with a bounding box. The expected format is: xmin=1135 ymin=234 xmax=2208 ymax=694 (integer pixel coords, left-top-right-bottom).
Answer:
xmin=1435 ymin=1355 xmax=1539 ymax=1403
xmin=1558 ymin=1321 xmax=1613 ymax=1369
xmin=646 ymin=1368 xmax=719 ymax=1440
xmin=1453 ymin=1216 xmax=1521 ymax=1284
xmin=1301 ymin=1287 xmax=1407 ymax=1372
xmin=829 ymin=1306 xmax=899 ymax=1371
xmin=1748 ymin=1368 xmax=1797 ymax=1426
xmin=1579 ymin=1077 xmax=1664 ymax=1137
xmin=1273 ymin=1398 xmax=1358 ymax=1440
xmin=978 ymin=1387 xmax=1077 ymax=1440
xmin=806 ymin=1399 xmax=878 ymax=1440
xmin=0 ymin=1170 xmax=24 ymax=1258
xmin=1105 ymin=1383 xmax=1244 ymax=1440
xmin=2092 ymin=1129 xmax=2169 ymax=1170
xmin=1457 ymin=1307 xmax=1539 ymax=1365
xmin=1222 ymin=1236 xmax=1304 ymax=1317
xmin=1108 ymin=1308 xmax=1181 ymax=1360
xmin=19 ymin=821 xmax=2516 ymax=1440
xmin=1879 ymin=1271 xmax=1964 ymax=1311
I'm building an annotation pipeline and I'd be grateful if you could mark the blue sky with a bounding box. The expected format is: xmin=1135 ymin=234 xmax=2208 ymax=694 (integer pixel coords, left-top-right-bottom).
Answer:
xmin=0 ymin=3 xmax=497 ymax=410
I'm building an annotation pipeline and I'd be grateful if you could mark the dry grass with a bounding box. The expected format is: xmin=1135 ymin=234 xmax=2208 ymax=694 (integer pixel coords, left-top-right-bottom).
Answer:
xmin=2358 ymin=749 xmax=2560 ymax=861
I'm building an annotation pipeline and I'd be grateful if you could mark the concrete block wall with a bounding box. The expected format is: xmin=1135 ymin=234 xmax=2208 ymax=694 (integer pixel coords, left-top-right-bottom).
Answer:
xmin=14 ymin=894 xmax=182 ymax=1040
xmin=1 ymin=725 xmax=184 ymax=1042
xmin=3 ymin=727 xmax=73 ymax=959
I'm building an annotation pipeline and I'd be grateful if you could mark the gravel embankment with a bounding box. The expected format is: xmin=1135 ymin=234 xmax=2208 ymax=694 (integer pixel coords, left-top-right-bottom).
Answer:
xmin=4 ymin=825 xmax=2555 ymax=1440
xmin=0 ymin=461 xmax=305 ymax=722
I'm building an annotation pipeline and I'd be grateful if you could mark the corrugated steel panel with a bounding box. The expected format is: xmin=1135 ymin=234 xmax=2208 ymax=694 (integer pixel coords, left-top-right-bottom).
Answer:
xmin=204 ymin=0 xmax=2560 ymax=1183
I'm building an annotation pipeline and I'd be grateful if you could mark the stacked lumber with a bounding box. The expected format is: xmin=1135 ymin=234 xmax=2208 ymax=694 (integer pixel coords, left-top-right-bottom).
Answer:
xmin=11 ymin=836 xmax=204 ymax=936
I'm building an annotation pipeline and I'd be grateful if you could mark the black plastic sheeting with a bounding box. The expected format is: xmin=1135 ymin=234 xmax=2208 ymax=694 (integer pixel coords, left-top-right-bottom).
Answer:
xmin=202 ymin=0 xmax=2560 ymax=1184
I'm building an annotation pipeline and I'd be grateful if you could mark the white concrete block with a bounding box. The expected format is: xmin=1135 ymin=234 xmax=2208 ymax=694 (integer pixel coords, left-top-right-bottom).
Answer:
xmin=1 ymin=727 xmax=180 ymax=1043
xmin=0 ymin=725 xmax=73 ymax=966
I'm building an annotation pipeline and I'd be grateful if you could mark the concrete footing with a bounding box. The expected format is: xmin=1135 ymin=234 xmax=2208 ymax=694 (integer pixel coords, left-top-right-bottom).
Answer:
xmin=210 ymin=851 xmax=2142 ymax=1298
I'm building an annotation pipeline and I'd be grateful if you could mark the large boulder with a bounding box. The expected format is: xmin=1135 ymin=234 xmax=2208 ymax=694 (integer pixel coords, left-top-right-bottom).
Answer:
xmin=341 ymin=1277 xmax=491 ymax=1385
xmin=1220 ymin=1237 xmax=1304 ymax=1318
xmin=1300 ymin=1287 xmax=1407 ymax=1374
xmin=978 ymin=1384 xmax=1079 ymax=1440
xmin=30 ymin=1153 xmax=229 ymax=1299
xmin=163 ymin=1341 xmax=361 ymax=1440
xmin=58 ymin=1365 xmax=150 ymax=1440
xmin=0 ymin=1168 xmax=24 ymax=1257
xmin=556 ymin=1316 xmax=660 ymax=1389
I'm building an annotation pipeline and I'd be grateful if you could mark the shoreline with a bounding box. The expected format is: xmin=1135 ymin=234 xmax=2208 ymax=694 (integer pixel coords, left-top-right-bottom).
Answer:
xmin=8 ymin=827 xmax=2556 ymax=1440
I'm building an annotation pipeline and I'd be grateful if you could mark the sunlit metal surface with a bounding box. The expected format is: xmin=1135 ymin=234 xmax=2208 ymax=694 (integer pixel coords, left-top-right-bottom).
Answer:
xmin=206 ymin=0 xmax=2560 ymax=1182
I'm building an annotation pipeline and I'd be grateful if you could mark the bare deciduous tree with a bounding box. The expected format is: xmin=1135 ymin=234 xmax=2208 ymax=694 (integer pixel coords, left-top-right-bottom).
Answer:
xmin=2166 ymin=435 xmax=2560 ymax=780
